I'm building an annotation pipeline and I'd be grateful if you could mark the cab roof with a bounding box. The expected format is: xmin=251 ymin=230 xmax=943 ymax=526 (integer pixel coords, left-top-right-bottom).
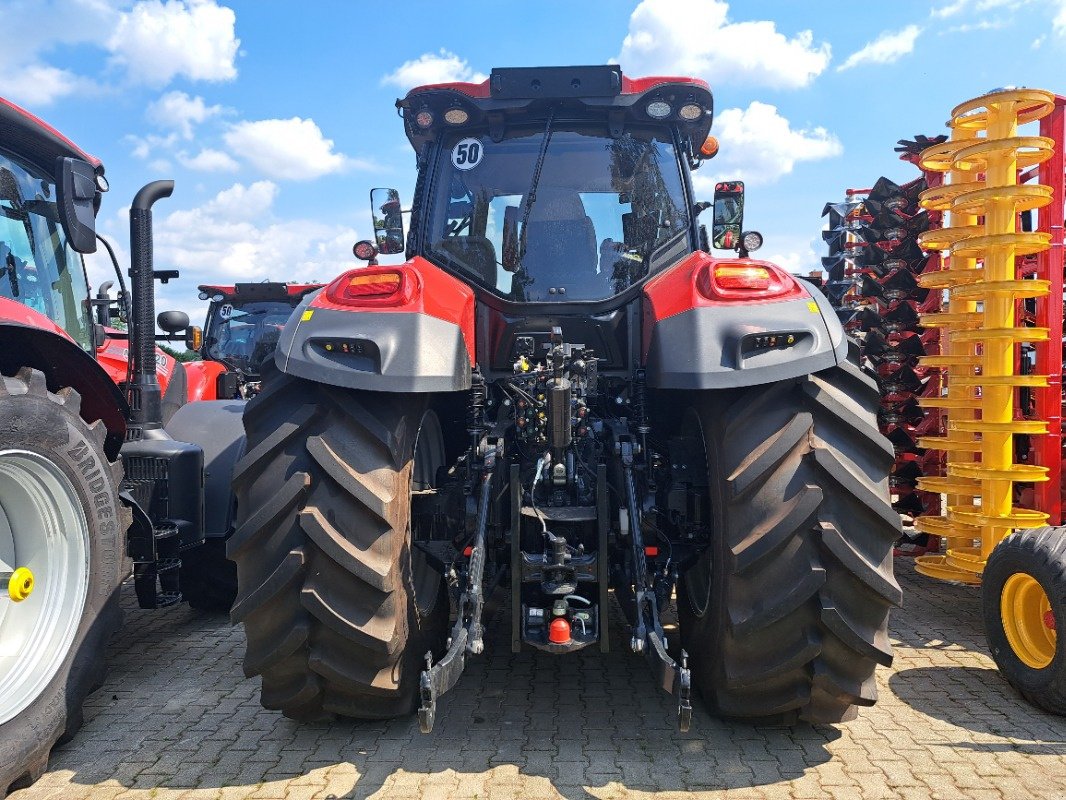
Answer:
xmin=398 ymin=65 xmax=713 ymax=152
xmin=199 ymin=282 xmax=323 ymax=303
xmin=0 ymin=96 xmax=102 ymax=176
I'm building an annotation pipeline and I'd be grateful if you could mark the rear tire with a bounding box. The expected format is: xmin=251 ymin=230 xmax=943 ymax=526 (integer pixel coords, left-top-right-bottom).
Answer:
xmin=678 ymin=353 xmax=902 ymax=723
xmin=0 ymin=369 xmax=125 ymax=796
xmin=982 ymin=528 xmax=1065 ymax=714
xmin=229 ymin=360 xmax=449 ymax=720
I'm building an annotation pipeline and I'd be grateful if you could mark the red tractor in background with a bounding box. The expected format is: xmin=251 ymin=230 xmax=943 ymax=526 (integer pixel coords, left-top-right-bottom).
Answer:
xmin=92 ymin=280 xmax=197 ymax=422
xmin=229 ymin=66 xmax=901 ymax=732
xmin=0 ymin=97 xmax=241 ymax=795
xmin=195 ymin=282 xmax=323 ymax=399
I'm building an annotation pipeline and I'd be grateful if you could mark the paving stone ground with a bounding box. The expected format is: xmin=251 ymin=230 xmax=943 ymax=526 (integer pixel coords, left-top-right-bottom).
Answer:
xmin=13 ymin=560 xmax=1066 ymax=800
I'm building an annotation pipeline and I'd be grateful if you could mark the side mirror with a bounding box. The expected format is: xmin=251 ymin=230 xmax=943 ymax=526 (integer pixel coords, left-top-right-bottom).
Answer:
xmin=157 ymin=310 xmax=190 ymax=334
xmin=185 ymin=325 xmax=203 ymax=351
xmin=55 ymin=157 xmax=99 ymax=254
xmin=370 ymin=187 xmax=405 ymax=255
xmin=712 ymin=180 xmax=745 ymax=251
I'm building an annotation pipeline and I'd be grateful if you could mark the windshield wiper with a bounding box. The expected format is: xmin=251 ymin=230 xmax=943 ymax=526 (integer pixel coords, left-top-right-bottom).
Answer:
xmin=515 ymin=107 xmax=557 ymax=277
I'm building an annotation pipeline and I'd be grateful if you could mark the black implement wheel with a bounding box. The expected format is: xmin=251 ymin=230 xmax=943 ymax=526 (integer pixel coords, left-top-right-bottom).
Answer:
xmin=982 ymin=528 xmax=1065 ymax=714
xmin=678 ymin=352 xmax=902 ymax=723
xmin=228 ymin=360 xmax=449 ymax=720
xmin=0 ymin=369 xmax=125 ymax=796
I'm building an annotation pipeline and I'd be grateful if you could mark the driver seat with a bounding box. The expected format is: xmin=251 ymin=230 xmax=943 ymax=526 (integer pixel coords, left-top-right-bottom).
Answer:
xmin=521 ymin=190 xmax=604 ymax=300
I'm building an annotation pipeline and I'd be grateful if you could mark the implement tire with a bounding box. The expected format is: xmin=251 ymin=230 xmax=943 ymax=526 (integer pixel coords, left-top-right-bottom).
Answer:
xmin=229 ymin=360 xmax=449 ymax=720
xmin=982 ymin=528 xmax=1065 ymax=714
xmin=0 ymin=369 xmax=125 ymax=796
xmin=678 ymin=352 xmax=902 ymax=723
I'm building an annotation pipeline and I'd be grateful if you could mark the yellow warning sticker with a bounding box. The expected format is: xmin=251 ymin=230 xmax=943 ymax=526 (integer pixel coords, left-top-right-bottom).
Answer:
xmin=807 ymin=301 xmax=819 ymax=313
xmin=301 ymin=309 xmax=314 ymax=322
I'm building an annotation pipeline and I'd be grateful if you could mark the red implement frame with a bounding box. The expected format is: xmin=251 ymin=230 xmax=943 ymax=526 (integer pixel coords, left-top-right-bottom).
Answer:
xmin=1033 ymin=95 xmax=1065 ymax=525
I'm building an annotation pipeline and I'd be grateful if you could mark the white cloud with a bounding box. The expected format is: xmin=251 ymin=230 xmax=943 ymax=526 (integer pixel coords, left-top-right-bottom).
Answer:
xmin=760 ymin=239 xmax=821 ymax=275
xmin=616 ymin=0 xmax=830 ymax=89
xmin=933 ymin=0 xmax=1032 ymax=15
xmin=108 ymin=0 xmax=240 ymax=87
xmin=1054 ymin=0 xmax=1066 ymax=33
xmin=125 ymin=132 xmax=179 ymax=160
xmin=146 ymin=91 xmax=224 ymax=138
xmin=698 ymin=102 xmax=842 ymax=186
xmin=0 ymin=0 xmax=239 ymax=106
xmin=932 ymin=0 xmax=969 ymax=15
xmin=944 ymin=19 xmax=1006 ymax=32
xmin=381 ymin=49 xmax=487 ymax=91
xmin=838 ymin=26 xmax=922 ymax=71
xmin=223 ymin=117 xmax=355 ymax=180
xmin=0 ymin=64 xmax=96 ymax=107
xmin=156 ymin=181 xmax=356 ymax=289
xmin=86 ymin=180 xmax=359 ymax=324
xmin=177 ymin=148 xmax=239 ymax=172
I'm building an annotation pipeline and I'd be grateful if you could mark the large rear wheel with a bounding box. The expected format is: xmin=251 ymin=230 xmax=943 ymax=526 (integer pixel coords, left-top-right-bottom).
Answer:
xmin=229 ymin=361 xmax=449 ymax=720
xmin=0 ymin=369 xmax=124 ymax=796
xmin=678 ymin=353 xmax=902 ymax=723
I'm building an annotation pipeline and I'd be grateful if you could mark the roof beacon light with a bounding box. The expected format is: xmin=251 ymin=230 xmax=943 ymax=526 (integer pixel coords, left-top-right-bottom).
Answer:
xmin=646 ymin=100 xmax=672 ymax=119
xmin=700 ymin=136 xmax=719 ymax=158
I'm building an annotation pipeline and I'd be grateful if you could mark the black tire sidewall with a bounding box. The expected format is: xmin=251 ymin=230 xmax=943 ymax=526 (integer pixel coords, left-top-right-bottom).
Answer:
xmin=0 ymin=388 xmax=125 ymax=791
xmin=678 ymin=403 xmax=726 ymax=635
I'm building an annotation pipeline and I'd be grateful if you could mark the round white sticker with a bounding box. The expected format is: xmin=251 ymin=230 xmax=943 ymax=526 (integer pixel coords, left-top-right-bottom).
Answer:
xmin=451 ymin=138 xmax=484 ymax=170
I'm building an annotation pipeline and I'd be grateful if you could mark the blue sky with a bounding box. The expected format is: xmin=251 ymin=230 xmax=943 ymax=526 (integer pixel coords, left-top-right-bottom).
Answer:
xmin=2 ymin=0 xmax=1065 ymax=323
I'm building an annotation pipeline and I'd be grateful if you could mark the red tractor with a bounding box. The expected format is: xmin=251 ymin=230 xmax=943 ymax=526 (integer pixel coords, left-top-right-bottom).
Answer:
xmin=195 ymin=282 xmax=324 ymax=399
xmin=0 ymin=98 xmax=240 ymax=794
xmin=229 ymin=66 xmax=900 ymax=731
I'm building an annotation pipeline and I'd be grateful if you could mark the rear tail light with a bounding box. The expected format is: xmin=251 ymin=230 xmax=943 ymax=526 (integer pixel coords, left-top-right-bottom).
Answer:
xmin=698 ymin=262 xmax=805 ymax=302
xmin=715 ymin=266 xmax=771 ymax=290
xmin=326 ymin=268 xmax=409 ymax=306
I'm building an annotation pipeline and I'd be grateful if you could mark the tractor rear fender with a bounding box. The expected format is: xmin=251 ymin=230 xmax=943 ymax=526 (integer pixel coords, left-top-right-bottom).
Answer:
xmin=0 ymin=320 xmax=127 ymax=459
xmin=164 ymin=399 xmax=246 ymax=538
xmin=642 ymin=252 xmax=847 ymax=390
xmin=183 ymin=359 xmax=228 ymax=401
xmin=274 ymin=256 xmax=475 ymax=393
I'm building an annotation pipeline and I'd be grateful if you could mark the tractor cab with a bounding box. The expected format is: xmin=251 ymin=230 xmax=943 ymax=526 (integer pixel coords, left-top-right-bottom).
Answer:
xmin=0 ymin=145 xmax=96 ymax=350
xmin=376 ymin=66 xmax=717 ymax=304
xmin=199 ymin=281 xmax=322 ymax=396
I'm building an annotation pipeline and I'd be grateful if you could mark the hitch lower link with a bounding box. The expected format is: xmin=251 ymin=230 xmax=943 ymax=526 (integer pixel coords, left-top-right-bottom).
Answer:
xmin=418 ymin=442 xmax=498 ymax=733
xmin=620 ymin=437 xmax=692 ymax=732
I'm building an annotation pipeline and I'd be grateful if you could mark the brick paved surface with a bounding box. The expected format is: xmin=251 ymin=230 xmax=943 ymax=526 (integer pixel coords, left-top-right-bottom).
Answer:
xmin=13 ymin=561 xmax=1066 ymax=800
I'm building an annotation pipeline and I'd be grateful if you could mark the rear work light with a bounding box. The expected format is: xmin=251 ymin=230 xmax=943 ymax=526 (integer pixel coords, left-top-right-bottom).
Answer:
xmin=698 ymin=262 xmax=807 ymax=302
xmin=326 ymin=268 xmax=409 ymax=306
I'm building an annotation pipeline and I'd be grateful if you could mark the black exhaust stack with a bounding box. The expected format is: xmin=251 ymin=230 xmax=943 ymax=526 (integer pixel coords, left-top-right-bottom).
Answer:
xmin=128 ymin=180 xmax=173 ymax=434
xmin=122 ymin=179 xmax=206 ymax=609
